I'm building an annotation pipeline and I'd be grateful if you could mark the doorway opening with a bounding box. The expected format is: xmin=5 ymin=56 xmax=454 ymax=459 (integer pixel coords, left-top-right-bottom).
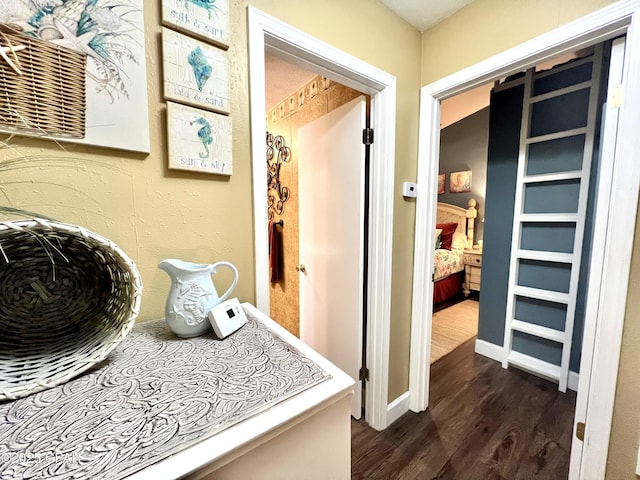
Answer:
xmin=410 ymin=3 xmax=640 ymax=478
xmin=430 ymin=46 xmax=599 ymax=371
xmin=429 ymin=82 xmax=492 ymax=364
xmin=248 ymin=7 xmax=396 ymax=430
xmin=263 ymin=55 xmax=370 ymax=418
xmin=424 ymin=43 xmax=611 ymax=477
xmin=263 ymin=56 xmax=366 ymax=334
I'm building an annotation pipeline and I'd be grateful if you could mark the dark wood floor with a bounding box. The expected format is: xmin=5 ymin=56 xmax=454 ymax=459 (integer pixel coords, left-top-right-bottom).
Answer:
xmin=351 ymin=338 xmax=576 ymax=480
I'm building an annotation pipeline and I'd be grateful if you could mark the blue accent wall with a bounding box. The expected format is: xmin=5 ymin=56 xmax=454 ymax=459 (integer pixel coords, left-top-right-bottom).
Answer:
xmin=477 ymin=85 xmax=522 ymax=347
xmin=477 ymin=51 xmax=608 ymax=373
xmin=439 ymin=108 xmax=490 ymax=242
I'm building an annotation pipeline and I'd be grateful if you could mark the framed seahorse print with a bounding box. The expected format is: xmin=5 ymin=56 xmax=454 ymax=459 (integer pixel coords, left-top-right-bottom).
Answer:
xmin=162 ymin=28 xmax=230 ymax=114
xmin=162 ymin=0 xmax=229 ymax=49
xmin=166 ymin=101 xmax=232 ymax=175
xmin=0 ymin=0 xmax=150 ymax=153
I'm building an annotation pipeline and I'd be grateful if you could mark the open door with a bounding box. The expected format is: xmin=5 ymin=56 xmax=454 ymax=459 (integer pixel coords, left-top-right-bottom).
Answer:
xmin=298 ymin=96 xmax=366 ymax=419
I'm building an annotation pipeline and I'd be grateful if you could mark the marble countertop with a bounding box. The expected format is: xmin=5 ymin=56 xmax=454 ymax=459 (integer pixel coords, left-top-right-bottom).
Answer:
xmin=0 ymin=303 xmax=354 ymax=479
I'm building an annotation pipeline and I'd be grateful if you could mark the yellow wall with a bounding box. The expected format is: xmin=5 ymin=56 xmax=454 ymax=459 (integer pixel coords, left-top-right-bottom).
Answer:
xmin=607 ymin=197 xmax=640 ymax=479
xmin=1 ymin=2 xmax=255 ymax=320
xmin=420 ymin=0 xmax=637 ymax=477
xmin=421 ymin=0 xmax=618 ymax=84
xmin=0 ymin=0 xmax=421 ymax=402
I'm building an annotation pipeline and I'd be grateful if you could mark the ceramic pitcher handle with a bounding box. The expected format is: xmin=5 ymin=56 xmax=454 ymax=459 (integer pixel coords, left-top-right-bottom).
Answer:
xmin=210 ymin=261 xmax=239 ymax=302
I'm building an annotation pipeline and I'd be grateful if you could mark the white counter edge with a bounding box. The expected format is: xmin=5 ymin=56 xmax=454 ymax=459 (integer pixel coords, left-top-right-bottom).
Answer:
xmin=127 ymin=302 xmax=355 ymax=480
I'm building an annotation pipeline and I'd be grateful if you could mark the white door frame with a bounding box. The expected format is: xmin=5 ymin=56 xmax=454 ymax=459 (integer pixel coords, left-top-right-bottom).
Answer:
xmin=409 ymin=1 xmax=640 ymax=478
xmin=248 ymin=7 xmax=396 ymax=430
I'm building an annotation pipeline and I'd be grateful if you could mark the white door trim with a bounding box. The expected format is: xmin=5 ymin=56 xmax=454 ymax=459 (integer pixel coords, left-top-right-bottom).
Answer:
xmin=569 ymin=35 xmax=626 ymax=477
xmin=247 ymin=7 xmax=396 ymax=430
xmin=409 ymin=1 xmax=640 ymax=478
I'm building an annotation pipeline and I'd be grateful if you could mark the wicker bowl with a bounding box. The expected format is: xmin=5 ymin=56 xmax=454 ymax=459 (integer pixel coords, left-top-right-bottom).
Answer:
xmin=0 ymin=219 xmax=143 ymax=401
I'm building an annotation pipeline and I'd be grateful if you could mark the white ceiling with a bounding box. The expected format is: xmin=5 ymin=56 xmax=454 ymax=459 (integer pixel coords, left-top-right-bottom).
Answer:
xmin=380 ymin=0 xmax=476 ymax=32
xmin=265 ymin=55 xmax=317 ymax=110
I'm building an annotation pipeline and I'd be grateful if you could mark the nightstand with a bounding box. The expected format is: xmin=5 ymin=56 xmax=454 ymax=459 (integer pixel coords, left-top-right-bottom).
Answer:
xmin=463 ymin=249 xmax=482 ymax=297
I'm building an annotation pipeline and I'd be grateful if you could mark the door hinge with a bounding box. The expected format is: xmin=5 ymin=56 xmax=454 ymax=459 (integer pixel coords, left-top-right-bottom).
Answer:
xmin=609 ymin=83 xmax=623 ymax=109
xmin=359 ymin=366 xmax=369 ymax=382
xmin=576 ymin=421 xmax=585 ymax=441
xmin=362 ymin=128 xmax=374 ymax=145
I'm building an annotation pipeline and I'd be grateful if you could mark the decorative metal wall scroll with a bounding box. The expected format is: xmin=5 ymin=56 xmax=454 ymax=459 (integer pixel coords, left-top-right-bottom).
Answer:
xmin=266 ymin=132 xmax=291 ymax=220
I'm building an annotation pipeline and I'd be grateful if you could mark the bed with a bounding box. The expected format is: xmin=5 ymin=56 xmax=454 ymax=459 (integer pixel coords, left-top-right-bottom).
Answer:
xmin=433 ymin=200 xmax=477 ymax=306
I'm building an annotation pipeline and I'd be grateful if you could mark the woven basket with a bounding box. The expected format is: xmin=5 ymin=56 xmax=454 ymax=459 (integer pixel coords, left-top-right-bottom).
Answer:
xmin=0 ymin=219 xmax=143 ymax=401
xmin=0 ymin=24 xmax=86 ymax=138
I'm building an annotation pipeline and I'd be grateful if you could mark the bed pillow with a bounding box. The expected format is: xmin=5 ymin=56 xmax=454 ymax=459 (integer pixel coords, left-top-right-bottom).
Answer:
xmin=436 ymin=222 xmax=458 ymax=250
xmin=434 ymin=228 xmax=443 ymax=249
xmin=451 ymin=231 xmax=469 ymax=250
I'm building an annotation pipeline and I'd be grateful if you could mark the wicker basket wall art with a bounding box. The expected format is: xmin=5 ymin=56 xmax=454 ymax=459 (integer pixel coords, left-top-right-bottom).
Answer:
xmin=0 ymin=24 xmax=86 ymax=138
xmin=0 ymin=219 xmax=143 ymax=401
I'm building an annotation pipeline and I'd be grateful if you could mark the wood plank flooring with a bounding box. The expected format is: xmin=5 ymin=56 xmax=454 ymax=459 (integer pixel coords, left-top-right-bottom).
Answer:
xmin=352 ymin=338 xmax=576 ymax=479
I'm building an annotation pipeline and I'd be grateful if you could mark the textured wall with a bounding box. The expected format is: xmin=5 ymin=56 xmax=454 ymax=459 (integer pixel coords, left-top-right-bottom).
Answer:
xmin=607 ymin=203 xmax=640 ymax=478
xmin=0 ymin=1 xmax=255 ymax=322
xmin=0 ymin=0 xmax=422 ymax=404
xmin=421 ymin=0 xmax=619 ymax=85
xmin=265 ymin=77 xmax=363 ymax=337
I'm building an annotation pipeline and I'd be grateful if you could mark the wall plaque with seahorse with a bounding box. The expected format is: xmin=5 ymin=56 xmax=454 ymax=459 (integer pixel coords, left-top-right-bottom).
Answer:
xmin=162 ymin=0 xmax=229 ymax=50
xmin=162 ymin=28 xmax=230 ymax=115
xmin=167 ymin=101 xmax=232 ymax=175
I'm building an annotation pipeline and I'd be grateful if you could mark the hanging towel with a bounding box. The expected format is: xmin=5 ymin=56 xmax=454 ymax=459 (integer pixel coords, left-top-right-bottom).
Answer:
xmin=269 ymin=220 xmax=284 ymax=283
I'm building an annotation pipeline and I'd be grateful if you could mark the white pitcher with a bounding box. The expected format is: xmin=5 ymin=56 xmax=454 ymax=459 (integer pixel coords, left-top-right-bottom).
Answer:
xmin=158 ymin=259 xmax=238 ymax=337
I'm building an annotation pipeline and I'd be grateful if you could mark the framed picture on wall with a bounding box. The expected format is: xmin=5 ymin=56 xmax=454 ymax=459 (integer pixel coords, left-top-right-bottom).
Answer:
xmin=162 ymin=28 xmax=230 ymax=114
xmin=166 ymin=101 xmax=232 ymax=175
xmin=0 ymin=1 xmax=150 ymax=153
xmin=162 ymin=0 xmax=230 ymax=49
xmin=450 ymin=170 xmax=472 ymax=193
xmin=437 ymin=174 xmax=445 ymax=194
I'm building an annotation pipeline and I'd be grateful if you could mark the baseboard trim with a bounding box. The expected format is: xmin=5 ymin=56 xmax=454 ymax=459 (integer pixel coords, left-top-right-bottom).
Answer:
xmin=474 ymin=339 xmax=580 ymax=392
xmin=475 ymin=338 xmax=503 ymax=361
xmin=568 ymin=371 xmax=579 ymax=392
xmin=386 ymin=391 xmax=410 ymax=427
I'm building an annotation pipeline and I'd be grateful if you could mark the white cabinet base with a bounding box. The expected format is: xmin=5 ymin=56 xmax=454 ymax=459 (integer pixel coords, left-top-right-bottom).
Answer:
xmin=186 ymin=395 xmax=352 ymax=480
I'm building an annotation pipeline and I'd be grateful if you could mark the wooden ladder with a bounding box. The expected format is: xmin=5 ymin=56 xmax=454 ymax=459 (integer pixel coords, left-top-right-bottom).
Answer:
xmin=502 ymin=45 xmax=604 ymax=392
